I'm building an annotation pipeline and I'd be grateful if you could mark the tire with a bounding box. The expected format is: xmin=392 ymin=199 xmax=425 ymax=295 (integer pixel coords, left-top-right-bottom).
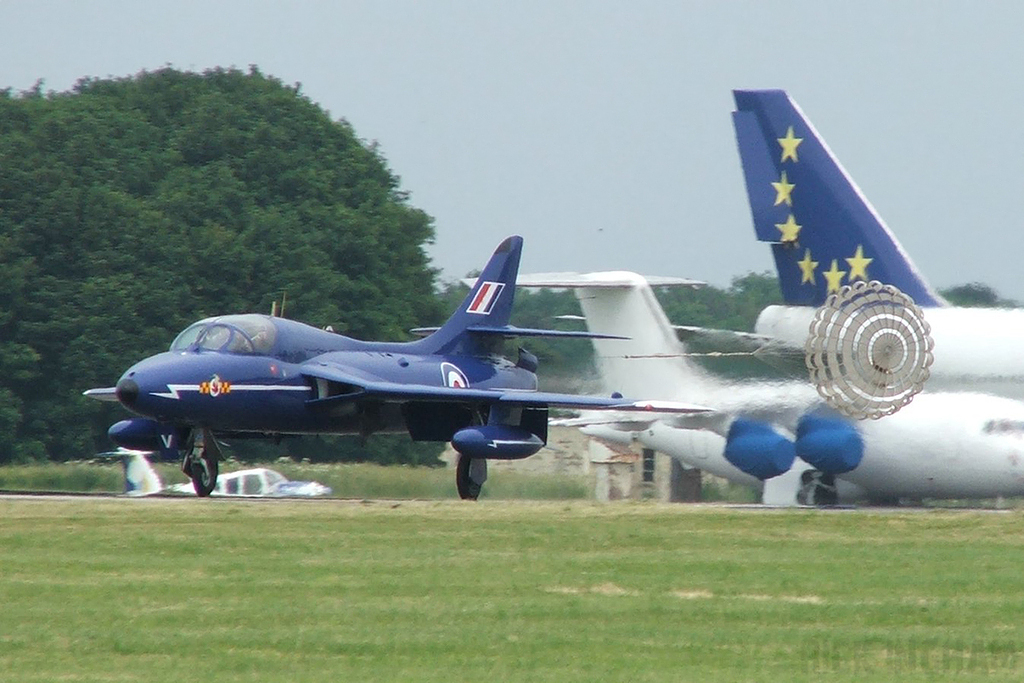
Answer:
xmin=190 ymin=451 xmax=219 ymax=497
xmin=455 ymin=455 xmax=482 ymax=500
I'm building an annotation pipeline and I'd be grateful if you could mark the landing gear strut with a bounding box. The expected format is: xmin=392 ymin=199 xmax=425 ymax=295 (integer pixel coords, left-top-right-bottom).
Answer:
xmin=455 ymin=455 xmax=487 ymax=500
xmin=181 ymin=429 xmax=222 ymax=497
xmin=797 ymin=470 xmax=838 ymax=506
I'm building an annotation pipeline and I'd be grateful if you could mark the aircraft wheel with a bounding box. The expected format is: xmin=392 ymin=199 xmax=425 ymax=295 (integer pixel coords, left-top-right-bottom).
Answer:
xmin=455 ymin=454 xmax=486 ymax=500
xmin=190 ymin=451 xmax=219 ymax=497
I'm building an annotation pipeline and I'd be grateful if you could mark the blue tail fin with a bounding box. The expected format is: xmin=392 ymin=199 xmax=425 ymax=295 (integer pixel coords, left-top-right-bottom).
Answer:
xmin=418 ymin=235 xmax=522 ymax=355
xmin=732 ymin=89 xmax=944 ymax=307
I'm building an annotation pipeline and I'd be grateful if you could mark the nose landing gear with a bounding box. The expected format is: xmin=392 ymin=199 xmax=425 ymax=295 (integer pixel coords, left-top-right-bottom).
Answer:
xmin=181 ymin=429 xmax=222 ymax=497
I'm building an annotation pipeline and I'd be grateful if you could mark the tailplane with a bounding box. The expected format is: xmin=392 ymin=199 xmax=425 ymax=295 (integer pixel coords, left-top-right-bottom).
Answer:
xmin=732 ymin=89 xmax=944 ymax=307
xmin=515 ymin=272 xmax=713 ymax=403
xmin=417 ymin=237 xmax=631 ymax=356
xmin=121 ymin=450 xmax=163 ymax=496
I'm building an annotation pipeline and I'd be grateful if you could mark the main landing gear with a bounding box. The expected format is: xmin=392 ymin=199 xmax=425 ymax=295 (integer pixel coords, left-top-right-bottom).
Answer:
xmin=455 ymin=454 xmax=488 ymax=501
xmin=181 ymin=429 xmax=222 ymax=497
xmin=450 ymin=415 xmax=545 ymax=500
xmin=797 ymin=470 xmax=839 ymax=507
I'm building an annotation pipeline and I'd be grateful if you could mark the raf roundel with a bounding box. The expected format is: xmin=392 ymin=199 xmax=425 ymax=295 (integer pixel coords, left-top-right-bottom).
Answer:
xmin=440 ymin=362 xmax=469 ymax=388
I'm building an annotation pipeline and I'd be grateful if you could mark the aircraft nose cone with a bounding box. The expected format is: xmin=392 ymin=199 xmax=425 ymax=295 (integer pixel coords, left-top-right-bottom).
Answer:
xmin=115 ymin=378 xmax=139 ymax=406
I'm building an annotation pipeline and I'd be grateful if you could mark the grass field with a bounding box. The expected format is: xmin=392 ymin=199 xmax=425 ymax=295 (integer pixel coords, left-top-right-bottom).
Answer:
xmin=2 ymin=499 xmax=1023 ymax=682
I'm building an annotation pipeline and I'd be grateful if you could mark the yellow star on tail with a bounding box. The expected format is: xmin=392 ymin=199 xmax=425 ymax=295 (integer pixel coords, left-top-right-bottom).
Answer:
xmin=823 ymin=259 xmax=847 ymax=293
xmin=772 ymin=171 xmax=795 ymax=206
xmin=798 ymin=249 xmax=818 ymax=284
xmin=775 ymin=214 xmax=802 ymax=242
xmin=845 ymin=245 xmax=872 ymax=281
xmin=777 ymin=126 xmax=802 ymax=163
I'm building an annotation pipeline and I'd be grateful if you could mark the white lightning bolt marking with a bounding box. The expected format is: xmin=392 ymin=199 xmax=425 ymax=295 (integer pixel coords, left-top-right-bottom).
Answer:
xmin=488 ymin=439 xmax=534 ymax=448
xmin=152 ymin=384 xmax=199 ymax=400
xmin=150 ymin=384 xmax=311 ymax=400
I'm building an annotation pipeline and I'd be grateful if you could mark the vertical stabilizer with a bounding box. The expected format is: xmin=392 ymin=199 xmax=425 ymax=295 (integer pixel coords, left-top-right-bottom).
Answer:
xmin=418 ymin=236 xmax=523 ymax=355
xmin=517 ymin=272 xmax=714 ymax=403
xmin=122 ymin=451 xmax=163 ymax=497
xmin=732 ymin=89 xmax=944 ymax=307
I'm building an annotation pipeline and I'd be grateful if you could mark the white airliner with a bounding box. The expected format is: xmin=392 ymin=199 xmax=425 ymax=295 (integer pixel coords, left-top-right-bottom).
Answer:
xmin=518 ymin=271 xmax=1024 ymax=505
xmin=109 ymin=449 xmax=332 ymax=498
xmin=509 ymin=89 xmax=1024 ymax=504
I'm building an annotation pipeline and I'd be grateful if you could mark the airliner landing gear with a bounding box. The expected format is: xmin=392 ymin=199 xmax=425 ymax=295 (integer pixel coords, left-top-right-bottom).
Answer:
xmin=797 ymin=470 xmax=838 ymax=506
xmin=181 ymin=429 xmax=222 ymax=497
xmin=456 ymin=455 xmax=487 ymax=500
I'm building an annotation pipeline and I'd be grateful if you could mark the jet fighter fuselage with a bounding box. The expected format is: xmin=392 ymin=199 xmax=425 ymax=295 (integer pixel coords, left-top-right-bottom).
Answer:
xmin=113 ymin=313 xmax=535 ymax=436
xmin=87 ymin=236 xmax=706 ymax=499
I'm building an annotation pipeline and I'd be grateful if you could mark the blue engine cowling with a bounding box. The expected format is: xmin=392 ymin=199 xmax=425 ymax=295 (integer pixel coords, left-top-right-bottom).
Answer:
xmin=723 ymin=419 xmax=796 ymax=480
xmin=108 ymin=418 xmax=182 ymax=460
xmin=451 ymin=424 xmax=544 ymax=460
xmin=795 ymin=416 xmax=863 ymax=475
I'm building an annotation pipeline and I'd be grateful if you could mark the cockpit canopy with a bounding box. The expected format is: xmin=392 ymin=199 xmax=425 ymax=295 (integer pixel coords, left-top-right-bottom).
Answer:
xmin=170 ymin=315 xmax=277 ymax=355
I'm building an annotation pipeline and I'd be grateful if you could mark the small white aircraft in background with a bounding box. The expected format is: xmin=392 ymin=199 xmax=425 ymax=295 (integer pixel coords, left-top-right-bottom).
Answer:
xmin=166 ymin=467 xmax=332 ymax=497
xmin=108 ymin=449 xmax=332 ymax=498
xmin=117 ymin=449 xmax=164 ymax=497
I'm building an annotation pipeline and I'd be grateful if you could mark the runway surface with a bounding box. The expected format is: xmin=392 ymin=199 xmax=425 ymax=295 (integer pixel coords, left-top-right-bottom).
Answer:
xmin=0 ymin=490 xmax=1016 ymax=513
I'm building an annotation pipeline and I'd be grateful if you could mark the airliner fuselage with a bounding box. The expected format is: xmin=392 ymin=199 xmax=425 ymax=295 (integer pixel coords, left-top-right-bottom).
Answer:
xmin=756 ymin=305 xmax=1024 ymax=401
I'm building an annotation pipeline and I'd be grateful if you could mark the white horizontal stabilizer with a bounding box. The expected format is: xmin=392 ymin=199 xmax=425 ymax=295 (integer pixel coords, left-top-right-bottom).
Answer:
xmin=515 ymin=272 xmax=703 ymax=289
xmin=462 ymin=271 xmax=704 ymax=289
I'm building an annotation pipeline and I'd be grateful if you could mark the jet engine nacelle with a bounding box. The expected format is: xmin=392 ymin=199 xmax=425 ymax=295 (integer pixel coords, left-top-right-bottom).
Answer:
xmin=723 ymin=419 xmax=796 ymax=480
xmin=579 ymin=424 xmax=635 ymax=447
xmin=795 ymin=416 xmax=864 ymax=475
xmin=108 ymin=418 xmax=181 ymax=459
xmin=451 ymin=424 xmax=544 ymax=460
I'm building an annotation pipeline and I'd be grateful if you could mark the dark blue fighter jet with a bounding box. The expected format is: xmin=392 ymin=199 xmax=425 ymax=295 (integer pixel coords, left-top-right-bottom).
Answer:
xmin=86 ymin=236 xmax=704 ymax=499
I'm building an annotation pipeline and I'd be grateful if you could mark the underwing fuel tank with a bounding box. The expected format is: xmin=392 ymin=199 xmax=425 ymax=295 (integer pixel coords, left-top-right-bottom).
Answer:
xmin=451 ymin=424 xmax=544 ymax=460
xmin=108 ymin=418 xmax=172 ymax=452
xmin=107 ymin=418 xmax=184 ymax=461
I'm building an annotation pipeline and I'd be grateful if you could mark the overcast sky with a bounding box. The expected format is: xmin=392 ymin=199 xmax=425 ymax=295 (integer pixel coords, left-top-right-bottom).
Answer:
xmin=3 ymin=1 xmax=1023 ymax=300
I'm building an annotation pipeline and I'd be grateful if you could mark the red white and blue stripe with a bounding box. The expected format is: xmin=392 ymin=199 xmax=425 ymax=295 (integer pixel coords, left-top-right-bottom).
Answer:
xmin=466 ymin=281 xmax=505 ymax=315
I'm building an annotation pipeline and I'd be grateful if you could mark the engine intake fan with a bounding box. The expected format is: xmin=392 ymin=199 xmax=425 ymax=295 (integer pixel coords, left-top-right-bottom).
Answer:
xmin=723 ymin=419 xmax=796 ymax=480
xmin=806 ymin=280 xmax=934 ymax=420
xmin=795 ymin=415 xmax=863 ymax=475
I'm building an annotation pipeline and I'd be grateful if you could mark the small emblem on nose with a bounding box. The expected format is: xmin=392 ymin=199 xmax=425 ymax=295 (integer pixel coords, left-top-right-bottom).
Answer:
xmin=200 ymin=375 xmax=231 ymax=397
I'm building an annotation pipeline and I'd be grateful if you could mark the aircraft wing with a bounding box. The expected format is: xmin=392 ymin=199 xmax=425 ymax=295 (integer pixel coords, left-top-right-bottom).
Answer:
xmin=301 ymin=365 xmax=711 ymax=413
xmin=551 ymin=408 xmax=733 ymax=434
xmin=549 ymin=413 xmax=663 ymax=431
xmin=409 ymin=324 xmax=628 ymax=340
xmin=672 ymin=325 xmax=776 ymax=351
xmin=671 ymin=325 xmax=807 ymax=378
